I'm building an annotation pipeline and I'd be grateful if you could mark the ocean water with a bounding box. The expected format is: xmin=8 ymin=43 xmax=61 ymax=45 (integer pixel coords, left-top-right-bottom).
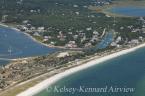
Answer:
xmin=0 ymin=27 xmax=57 ymax=65
xmin=108 ymin=6 xmax=145 ymax=17
xmin=35 ymin=46 xmax=145 ymax=96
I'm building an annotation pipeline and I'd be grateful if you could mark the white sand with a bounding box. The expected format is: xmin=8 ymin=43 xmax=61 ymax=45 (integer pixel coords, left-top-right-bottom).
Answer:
xmin=17 ymin=43 xmax=145 ymax=96
xmin=0 ymin=23 xmax=9 ymax=27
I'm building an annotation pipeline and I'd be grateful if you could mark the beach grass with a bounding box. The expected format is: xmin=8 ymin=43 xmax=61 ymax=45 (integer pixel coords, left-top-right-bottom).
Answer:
xmin=17 ymin=43 xmax=145 ymax=96
xmin=0 ymin=42 xmax=145 ymax=96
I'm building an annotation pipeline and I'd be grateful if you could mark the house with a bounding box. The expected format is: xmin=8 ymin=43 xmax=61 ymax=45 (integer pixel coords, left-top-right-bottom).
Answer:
xmin=86 ymin=27 xmax=92 ymax=31
xmin=111 ymin=42 xmax=117 ymax=47
xmin=131 ymin=29 xmax=140 ymax=33
xmin=22 ymin=20 xmax=29 ymax=24
xmin=85 ymin=43 xmax=92 ymax=47
xmin=129 ymin=39 xmax=139 ymax=44
xmin=38 ymin=27 xmax=45 ymax=32
xmin=30 ymin=27 xmax=36 ymax=31
xmin=115 ymin=36 xmax=122 ymax=43
xmin=33 ymin=32 xmax=40 ymax=36
xmin=93 ymin=31 xmax=99 ymax=35
xmin=111 ymin=42 xmax=120 ymax=48
xmin=43 ymin=38 xmax=48 ymax=42
xmin=65 ymin=41 xmax=77 ymax=48
xmin=73 ymin=5 xmax=79 ymax=8
xmin=142 ymin=28 xmax=145 ymax=33
xmin=21 ymin=26 xmax=29 ymax=31
xmin=75 ymin=12 xmax=80 ymax=15
xmin=106 ymin=15 xmax=111 ymax=17
xmin=120 ymin=27 xmax=124 ymax=30
xmin=91 ymin=35 xmax=99 ymax=42
xmin=1 ymin=15 xmax=8 ymax=23
xmin=50 ymin=41 xmax=55 ymax=45
xmin=139 ymin=36 xmax=143 ymax=41
xmin=73 ymin=35 xmax=78 ymax=40
xmin=43 ymin=36 xmax=49 ymax=42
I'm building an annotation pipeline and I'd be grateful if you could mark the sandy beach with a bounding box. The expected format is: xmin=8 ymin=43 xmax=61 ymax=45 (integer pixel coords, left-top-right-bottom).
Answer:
xmin=17 ymin=43 xmax=145 ymax=96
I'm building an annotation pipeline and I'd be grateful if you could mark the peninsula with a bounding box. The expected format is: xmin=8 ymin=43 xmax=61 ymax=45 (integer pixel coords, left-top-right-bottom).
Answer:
xmin=0 ymin=0 xmax=145 ymax=96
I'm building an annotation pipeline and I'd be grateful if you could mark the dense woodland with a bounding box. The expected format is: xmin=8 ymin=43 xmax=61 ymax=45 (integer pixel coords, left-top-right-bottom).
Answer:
xmin=0 ymin=0 xmax=145 ymax=91
xmin=0 ymin=0 xmax=145 ymax=47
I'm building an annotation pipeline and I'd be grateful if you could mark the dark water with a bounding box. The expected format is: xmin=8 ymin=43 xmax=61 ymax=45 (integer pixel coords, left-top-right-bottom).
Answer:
xmin=0 ymin=27 xmax=57 ymax=65
xmin=109 ymin=6 xmax=145 ymax=17
xmin=36 ymin=47 xmax=145 ymax=96
xmin=0 ymin=60 xmax=9 ymax=65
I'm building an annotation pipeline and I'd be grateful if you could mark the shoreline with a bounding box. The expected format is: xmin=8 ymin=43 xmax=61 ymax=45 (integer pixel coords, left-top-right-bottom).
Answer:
xmin=102 ymin=6 xmax=145 ymax=18
xmin=89 ymin=6 xmax=132 ymax=18
xmin=0 ymin=23 xmax=40 ymax=62
xmin=0 ymin=22 xmax=82 ymax=51
xmin=89 ymin=1 xmax=145 ymax=18
xmin=0 ymin=22 xmax=53 ymax=48
xmin=0 ymin=22 xmax=57 ymax=64
xmin=17 ymin=42 xmax=145 ymax=96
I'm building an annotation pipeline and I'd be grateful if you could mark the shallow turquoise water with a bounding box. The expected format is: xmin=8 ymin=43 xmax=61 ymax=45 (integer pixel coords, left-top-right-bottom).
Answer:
xmin=108 ymin=6 xmax=145 ymax=17
xmin=35 ymin=47 xmax=145 ymax=96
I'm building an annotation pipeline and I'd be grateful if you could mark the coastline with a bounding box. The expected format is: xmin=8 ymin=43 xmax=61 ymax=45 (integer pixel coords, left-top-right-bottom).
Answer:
xmin=0 ymin=22 xmax=52 ymax=48
xmin=101 ymin=7 xmax=132 ymax=18
xmin=89 ymin=0 xmax=145 ymax=18
xmin=101 ymin=6 xmax=145 ymax=18
xmin=89 ymin=5 xmax=132 ymax=18
xmin=0 ymin=22 xmax=57 ymax=63
xmin=0 ymin=22 xmax=82 ymax=51
xmin=17 ymin=42 xmax=145 ymax=96
xmin=0 ymin=24 xmax=39 ymax=61
xmin=0 ymin=1 xmax=145 ymax=96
